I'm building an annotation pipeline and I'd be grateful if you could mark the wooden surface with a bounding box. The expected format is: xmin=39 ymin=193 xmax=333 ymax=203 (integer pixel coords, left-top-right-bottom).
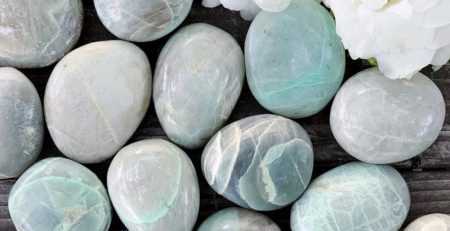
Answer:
xmin=1 ymin=0 xmax=449 ymax=230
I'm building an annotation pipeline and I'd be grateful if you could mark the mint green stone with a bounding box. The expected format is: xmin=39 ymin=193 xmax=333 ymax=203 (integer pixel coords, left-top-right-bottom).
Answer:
xmin=245 ymin=0 xmax=345 ymax=119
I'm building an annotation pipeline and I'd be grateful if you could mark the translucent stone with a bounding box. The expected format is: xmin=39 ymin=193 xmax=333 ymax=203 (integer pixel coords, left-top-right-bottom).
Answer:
xmin=94 ymin=0 xmax=192 ymax=42
xmin=202 ymin=114 xmax=314 ymax=211
xmin=44 ymin=41 xmax=152 ymax=164
xmin=405 ymin=214 xmax=450 ymax=231
xmin=154 ymin=23 xmax=245 ymax=149
xmin=291 ymin=162 xmax=410 ymax=231
xmin=245 ymin=0 xmax=345 ymax=119
xmin=0 ymin=0 xmax=83 ymax=68
xmin=0 ymin=67 xmax=43 ymax=179
xmin=107 ymin=139 xmax=200 ymax=231
xmin=8 ymin=158 xmax=112 ymax=231
xmin=330 ymin=67 xmax=445 ymax=164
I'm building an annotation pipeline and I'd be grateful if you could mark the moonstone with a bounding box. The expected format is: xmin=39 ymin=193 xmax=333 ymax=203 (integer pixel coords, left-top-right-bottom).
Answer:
xmin=108 ymin=139 xmax=200 ymax=231
xmin=0 ymin=0 xmax=83 ymax=68
xmin=202 ymin=114 xmax=314 ymax=211
xmin=94 ymin=0 xmax=192 ymax=42
xmin=330 ymin=67 xmax=445 ymax=164
xmin=0 ymin=68 xmax=43 ymax=179
xmin=154 ymin=23 xmax=245 ymax=149
xmin=405 ymin=214 xmax=450 ymax=231
xmin=45 ymin=40 xmax=152 ymax=163
xmin=8 ymin=157 xmax=112 ymax=231
xmin=291 ymin=162 xmax=410 ymax=231
xmin=245 ymin=0 xmax=345 ymax=119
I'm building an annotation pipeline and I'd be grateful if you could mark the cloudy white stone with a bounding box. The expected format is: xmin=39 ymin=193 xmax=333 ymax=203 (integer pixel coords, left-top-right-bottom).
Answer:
xmin=405 ymin=214 xmax=450 ymax=231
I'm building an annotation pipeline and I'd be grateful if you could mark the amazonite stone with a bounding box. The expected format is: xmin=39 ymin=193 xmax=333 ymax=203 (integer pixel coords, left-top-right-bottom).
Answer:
xmin=8 ymin=157 xmax=112 ymax=231
xmin=108 ymin=139 xmax=200 ymax=231
xmin=0 ymin=0 xmax=83 ymax=68
xmin=291 ymin=162 xmax=410 ymax=231
xmin=94 ymin=0 xmax=192 ymax=42
xmin=245 ymin=0 xmax=345 ymax=119
xmin=202 ymin=114 xmax=314 ymax=211
xmin=0 ymin=68 xmax=43 ymax=179
xmin=405 ymin=214 xmax=450 ymax=231
xmin=198 ymin=207 xmax=281 ymax=231
xmin=330 ymin=67 xmax=445 ymax=164
xmin=154 ymin=23 xmax=245 ymax=149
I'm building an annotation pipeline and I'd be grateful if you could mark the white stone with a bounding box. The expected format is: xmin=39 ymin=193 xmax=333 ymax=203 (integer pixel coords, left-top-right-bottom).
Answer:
xmin=405 ymin=214 xmax=450 ymax=231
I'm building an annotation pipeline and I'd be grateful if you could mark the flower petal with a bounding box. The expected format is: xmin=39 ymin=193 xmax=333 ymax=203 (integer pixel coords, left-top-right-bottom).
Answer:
xmin=202 ymin=0 xmax=221 ymax=8
xmin=360 ymin=0 xmax=387 ymax=10
xmin=431 ymin=44 xmax=450 ymax=66
xmin=240 ymin=1 xmax=261 ymax=20
xmin=377 ymin=49 xmax=435 ymax=79
xmin=253 ymin=0 xmax=292 ymax=12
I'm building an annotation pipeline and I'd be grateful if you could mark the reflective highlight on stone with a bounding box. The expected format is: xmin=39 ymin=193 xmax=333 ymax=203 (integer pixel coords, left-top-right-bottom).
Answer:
xmin=9 ymin=157 xmax=112 ymax=231
xmin=405 ymin=214 xmax=450 ymax=231
xmin=291 ymin=162 xmax=410 ymax=231
xmin=330 ymin=67 xmax=445 ymax=164
xmin=202 ymin=114 xmax=314 ymax=211
xmin=154 ymin=23 xmax=245 ymax=149
xmin=108 ymin=139 xmax=200 ymax=231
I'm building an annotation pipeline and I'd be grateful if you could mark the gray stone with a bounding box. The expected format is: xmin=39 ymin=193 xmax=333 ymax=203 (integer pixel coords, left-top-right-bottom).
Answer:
xmin=405 ymin=214 xmax=450 ymax=231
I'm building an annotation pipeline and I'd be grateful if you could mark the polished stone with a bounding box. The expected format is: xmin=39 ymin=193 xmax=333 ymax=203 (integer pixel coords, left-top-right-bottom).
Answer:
xmin=202 ymin=114 xmax=314 ymax=211
xmin=0 ymin=68 xmax=43 ymax=179
xmin=0 ymin=0 xmax=83 ymax=68
xmin=405 ymin=214 xmax=450 ymax=231
xmin=108 ymin=139 xmax=200 ymax=231
xmin=154 ymin=23 xmax=245 ymax=149
xmin=45 ymin=40 xmax=152 ymax=164
xmin=94 ymin=0 xmax=192 ymax=42
xmin=291 ymin=162 xmax=410 ymax=231
xmin=245 ymin=0 xmax=345 ymax=119
xmin=330 ymin=67 xmax=445 ymax=164
xmin=9 ymin=157 xmax=112 ymax=231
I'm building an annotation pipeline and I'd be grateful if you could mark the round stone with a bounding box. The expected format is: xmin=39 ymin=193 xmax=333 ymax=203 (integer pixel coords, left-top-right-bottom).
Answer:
xmin=0 ymin=67 xmax=43 ymax=179
xmin=202 ymin=114 xmax=314 ymax=211
xmin=405 ymin=214 xmax=450 ymax=231
xmin=291 ymin=162 xmax=410 ymax=231
xmin=8 ymin=157 xmax=112 ymax=231
xmin=154 ymin=23 xmax=245 ymax=149
xmin=245 ymin=0 xmax=345 ymax=119
xmin=94 ymin=0 xmax=193 ymax=42
xmin=44 ymin=40 xmax=152 ymax=164
xmin=107 ymin=139 xmax=200 ymax=231
xmin=198 ymin=207 xmax=281 ymax=231
xmin=0 ymin=0 xmax=83 ymax=68
xmin=330 ymin=67 xmax=445 ymax=164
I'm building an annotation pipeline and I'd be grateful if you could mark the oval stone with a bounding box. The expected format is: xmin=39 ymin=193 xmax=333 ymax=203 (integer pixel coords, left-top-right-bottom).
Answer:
xmin=330 ymin=67 xmax=445 ymax=164
xmin=202 ymin=114 xmax=314 ymax=211
xmin=154 ymin=23 xmax=245 ymax=149
xmin=94 ymin=0 xmax=192 ymax=42
xmin=0 ymin=0 xmax=83 ymax=68
xmin=0 ymin=67 xmax=43 ymax=179
xmin=9 ymin=157 xmax=112 ymax=231
xmin=405 ymin=214 xmax=450 ymax=231
xmin=45 ymin=40 xmax=152 ymax=163
xmin=291 ymin=162 xmax=410 ymax=231
xmin=245 ymin=0 xmax=345 ymax=119
xmin=108 ymin=139 xmax=200 ymax=231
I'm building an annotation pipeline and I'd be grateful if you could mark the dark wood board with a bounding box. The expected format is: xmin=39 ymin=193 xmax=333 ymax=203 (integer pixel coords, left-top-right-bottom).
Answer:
xmin=0 ymin=0 xmax=449 ymax=230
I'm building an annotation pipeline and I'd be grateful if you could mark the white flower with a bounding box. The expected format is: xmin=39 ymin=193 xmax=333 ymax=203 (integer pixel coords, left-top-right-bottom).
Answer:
xmin=327 ymin=0 xmax=450 ymax=79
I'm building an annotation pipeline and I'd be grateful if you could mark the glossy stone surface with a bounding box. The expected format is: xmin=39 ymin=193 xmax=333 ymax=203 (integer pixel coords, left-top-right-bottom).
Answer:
xmin=291 ymin=162 xmax=410 ymax=231
xmin=45 ymin=40 xmax=152 ymax=164
xmin=154 ymin=23 xmax=245 ymax=149
xmin=405 ymin=214 xmax=450 ymax=231
xmin=202 ymin=114 xmax=314 ymax=211
xmin=330 ymin=67 xmax=445 ymax=164
xmin=9 ymin=157 xmax=112 ymax=231
xmin=94 ymin=0 xmax=192 ymax=42
xmin=108 ymin=139 xmax=200 ymax=231
xmin=0 ymin=0 xmax=83 ymax=68
xmin=245 ymin=0 xmax=345 ymax=119
xmin=198 ymin=207 xmax=281 ymax=231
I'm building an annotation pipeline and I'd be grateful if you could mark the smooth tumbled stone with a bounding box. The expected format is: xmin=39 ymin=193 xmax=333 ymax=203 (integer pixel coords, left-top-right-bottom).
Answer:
xmin=45 ymin=40 xmax=152 ymax=163
xmin=198 ymin=207 xmax=281 ymax=231
xmin=0 ymin=0 xmax=83 ymax=68
xmin=245 ymin=0 xmax=345 ymax=119
xmin=330 ymin=67 xmax=445 ymax=164
xmin=94 ymin=0 xmax=192 ymax=42
xmin=202 ymin=114 xmax=314 ymax=211
xmin=0 ymin=68 xmax=43 ymax=179
xmin=108 ymin=139 xmax=200 ymax=231
xmin=291 ymin=162 xmax=410 ymax=231
xmin=9 ymin=157 xmax=112 ymax=231
xmin=405 ymin=214 xmax=450 ymax=231
xmin=154 ymin=23 xmax=245 ymax=149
